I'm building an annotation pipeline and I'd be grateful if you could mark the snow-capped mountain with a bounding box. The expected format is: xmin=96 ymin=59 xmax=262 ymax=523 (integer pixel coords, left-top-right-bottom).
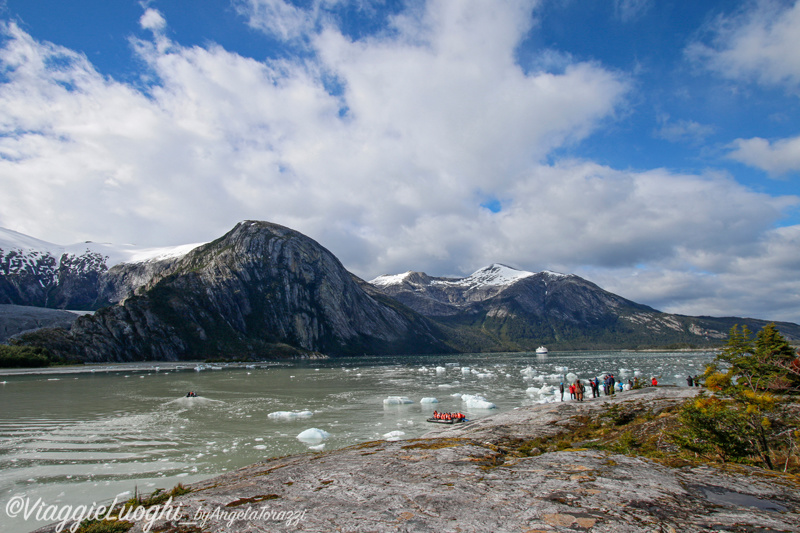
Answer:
xmin=368 ymin=263 xmax=800 ymax=350
xmin=0 ymin=227 xmax=203 ymax=310
xmin=15 ymin=221 xmax=451 ymax=361
xmin=370 ymin=264 xmax=571 ymax=315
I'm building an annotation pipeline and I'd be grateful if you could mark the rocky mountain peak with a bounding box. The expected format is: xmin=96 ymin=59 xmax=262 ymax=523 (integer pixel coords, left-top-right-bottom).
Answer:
xmin=15 ymin=220 xmax=452 ymax=361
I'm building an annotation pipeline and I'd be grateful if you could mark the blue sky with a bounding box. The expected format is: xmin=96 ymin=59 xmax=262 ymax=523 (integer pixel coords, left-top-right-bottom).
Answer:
xmin=1 ymin=0 xmax=799 ymax=323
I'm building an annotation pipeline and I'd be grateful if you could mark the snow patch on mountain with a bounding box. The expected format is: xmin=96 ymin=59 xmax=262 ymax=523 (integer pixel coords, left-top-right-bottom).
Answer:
xmin=371 ymin=264 xmax=547 ymax=290
xmin=370 ymin=271 xmax=414 ymax=286
xmin=438 ymin=264 xmax=534 ymax=289
xmin=0 ymin=227 xmax=204 ymax=269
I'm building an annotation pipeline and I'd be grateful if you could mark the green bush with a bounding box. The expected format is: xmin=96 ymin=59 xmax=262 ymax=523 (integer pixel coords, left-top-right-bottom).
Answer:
xmin=0 ymin=345 xmax=52 ymax=368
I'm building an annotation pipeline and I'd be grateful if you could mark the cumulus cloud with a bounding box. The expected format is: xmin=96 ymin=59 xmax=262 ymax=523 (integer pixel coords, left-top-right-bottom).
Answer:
xmin=727 ymin=135 xmax=800 ymax=175
xmin=235 ymin=0 xmax=319 ymax=41
xmin=139 ymin=8 xmax=167 ymax=33
xmin=587 ymin=224 xmax=800 ymax=323
xmin=0 ymin=1 xmax=798 ymax=322
xmin=687 ymin=0 xmax=800 ymax=90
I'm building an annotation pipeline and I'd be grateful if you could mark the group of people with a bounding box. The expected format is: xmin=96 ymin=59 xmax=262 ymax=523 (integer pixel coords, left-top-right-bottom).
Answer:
xmin=185 ymin=391 xmax=198 ymax=397
xmin=555 ymin=373 xmax=702 ymax=402
xmin=559 ymin=374 xmax=655 ymax=402
xmin=431 ymin=410 xmax=465 ymax=421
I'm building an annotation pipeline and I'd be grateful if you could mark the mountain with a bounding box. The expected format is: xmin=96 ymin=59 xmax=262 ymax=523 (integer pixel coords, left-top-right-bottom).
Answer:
xmin=6 ymin=226 xmax=800 ymax=361
xmin=0 ymin=304 xmax=85 ymax=343
xmin=14 ymin=221 xmax=452 ymax=361
xmin=0 ymin=227 xmax=202 ymax=310
xmin=370 ymin=264 xmax=800 ymax=350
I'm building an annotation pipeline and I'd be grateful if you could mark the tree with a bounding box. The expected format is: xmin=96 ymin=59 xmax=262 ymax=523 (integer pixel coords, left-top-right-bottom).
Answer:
xmin=710 ymin=323 xmax=799 ymax=393
xmin=754 ymin=323 xmax=800 ymax=393
xmin=679 ymin=324 xmax=800 ymax=471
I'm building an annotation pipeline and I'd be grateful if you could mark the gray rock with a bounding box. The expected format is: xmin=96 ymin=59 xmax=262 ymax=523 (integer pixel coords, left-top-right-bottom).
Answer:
xmin=0 ymin=304 xmax=84 ymax=343
xmin=32 ymin=387 xmax=800 ymax=533
xmin=17 ymin=221 xmax=452 ymax=361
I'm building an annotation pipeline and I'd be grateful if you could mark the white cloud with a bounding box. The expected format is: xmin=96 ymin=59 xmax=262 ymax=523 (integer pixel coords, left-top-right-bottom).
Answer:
xmin=727 ymin=135 xmax=800 ymax=175
xmin=0 ymin=2 xmax=799 ymax=323
xmin=687 ymin=0 xmax=800 ymax=90
xmin=235 ymin=0 xmax=319 ymax=41
xmin=139 ymin=8 xmax=167 ymax=33
xmin=587 ymin=224 xmax=800 ymax=323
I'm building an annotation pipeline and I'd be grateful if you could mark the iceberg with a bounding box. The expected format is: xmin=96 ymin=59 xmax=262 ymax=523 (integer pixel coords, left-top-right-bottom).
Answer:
xmin=420 ymin=397 xmax=439 ymax=404
xmin=435 ymin=366 xmax=446 ymax=374
xmin=383 ymin=430 xmax=405 ymax=441
xmin=296 ymin=428 xmax=330 ymax=442
xmin=461 ymin=394 xmax=497 ymax=409
xmin=268 ymin=410 xmax=313 ymax=419
xmin=383 ymin=396 xmax=414 ymax=405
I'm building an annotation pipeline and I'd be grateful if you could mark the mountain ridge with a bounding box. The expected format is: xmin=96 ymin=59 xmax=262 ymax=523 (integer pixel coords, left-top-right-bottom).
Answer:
xmin=11 ymin=221 xmax=452 ymax=361
xmin=4 ymin=222 xmax=799 ymax=360
xmin=367 ymin=263 xmax=800 ymax=350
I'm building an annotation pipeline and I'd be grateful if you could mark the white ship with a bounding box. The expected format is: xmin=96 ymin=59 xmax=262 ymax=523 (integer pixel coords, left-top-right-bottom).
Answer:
xmin=535 ymin=346 xmax=548 ymax=355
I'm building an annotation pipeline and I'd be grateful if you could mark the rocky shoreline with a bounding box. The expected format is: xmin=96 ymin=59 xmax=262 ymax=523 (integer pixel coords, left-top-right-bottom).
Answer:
xmin=33 ymin=387 xmax=800 ymax=533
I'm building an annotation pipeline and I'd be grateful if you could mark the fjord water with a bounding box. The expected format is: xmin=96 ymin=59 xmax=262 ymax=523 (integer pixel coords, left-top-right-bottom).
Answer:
xmin=0 ymin=351 xmax=713 ymax=533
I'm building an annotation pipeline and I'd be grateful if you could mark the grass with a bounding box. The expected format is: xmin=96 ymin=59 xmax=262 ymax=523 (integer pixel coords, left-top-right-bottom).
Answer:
xmin=484 ymin=402 xmax=696 ymax=469
xmin=72 ymin=519 xmax=133 ymax=533
xmin=401 ymin=438 xmax=470 ymax=450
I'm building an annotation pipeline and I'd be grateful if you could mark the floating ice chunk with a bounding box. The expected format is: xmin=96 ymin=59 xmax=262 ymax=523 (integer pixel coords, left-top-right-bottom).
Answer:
xmin=461 ymin=394 xmax=497 ymax=409
xmin=461 ymin=367 xmax=471 ymax=375
xmin=476 ymin=372 xmax=493 ymax=379
xmin=420 ymin=397 xmax=439 ymax=404
xmin=419 ymin=366 xmax=428 ymax=372
xmin=554 ymin=366 xmax=569 ymax=373
xmin=383 ymin=430 xmax=405 ymax=441
xmin=435 ymin=366 xmax=446 ymax=374
xmin=296 ymin=428 xmax=330 ymax=442
xmin=308 ymin=443 xmax=325 ymax=451
xmin=268 ymin=410 xmax=314 ymax=419
xmin=383 ymin=396 xmax=413 ymax=405
xmin=566 ymin=372 xmax=578 ymax=383
xmin=451 ymin=393 xmax=462 ymax=398
xmin=253 ymin=445 xmax=267 ymax=450
xmin=526 ymin=385 xmax=555 ymax=398
xmin=520 ymin=366 xmax=536 ymax=377
xmin=437 ymin=384 xmax=453 ymax=389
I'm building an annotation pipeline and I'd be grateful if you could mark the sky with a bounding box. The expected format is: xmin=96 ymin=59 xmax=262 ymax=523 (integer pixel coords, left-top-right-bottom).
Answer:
xmin=0 ymin=0 xmax=799 ymax=324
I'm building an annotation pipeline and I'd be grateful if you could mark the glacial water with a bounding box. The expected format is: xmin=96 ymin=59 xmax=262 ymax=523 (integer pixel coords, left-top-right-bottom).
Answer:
xmin=0 ymin=350 xmax=714 ymax=532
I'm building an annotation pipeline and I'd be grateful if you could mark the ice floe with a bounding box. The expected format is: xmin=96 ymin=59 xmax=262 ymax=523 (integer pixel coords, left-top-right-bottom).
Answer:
xmin=268 ymin=410 xmax=314 ymax=419
xmin=460 ymin=394 xmax=497 ymax=409
xmin=383 ymin=396 xmax=414 ymax=405
xmin=382 ymin=430 xmax=405 ymax=441
xmin=296 ymin=428 xmax=330 ymax=443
